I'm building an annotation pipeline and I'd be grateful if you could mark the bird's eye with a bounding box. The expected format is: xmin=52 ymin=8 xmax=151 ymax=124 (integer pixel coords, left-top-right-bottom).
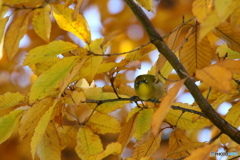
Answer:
xmin=143 ymin=78 xmax=147 ymax=83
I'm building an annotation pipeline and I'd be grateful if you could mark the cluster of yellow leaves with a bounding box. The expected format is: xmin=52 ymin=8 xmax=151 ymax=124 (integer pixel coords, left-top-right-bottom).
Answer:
xmin=0 ymin=0 xmax=240 ymax=160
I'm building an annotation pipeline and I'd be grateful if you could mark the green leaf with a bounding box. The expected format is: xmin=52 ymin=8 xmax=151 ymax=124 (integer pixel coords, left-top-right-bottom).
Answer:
xmin=75 ymin=127 xmax=103 ymax=160
xmin=87 ymin=112 xmax=121 ymax=134
xmin=0 ymin=92 xmax=25 ymax=109
xmin=37 ymin=122 xmax=61 ymax=160
xmin=0 ymin=108 xmax=26 ymax=144
xmin=30 ymin=100 xmax=58 ymax=159
xmin=24 ymin=40 xmax=78 ymax=65
xmin=29 ymin=56 xmax=79 ymax=103
xmin=134 ymin=108 xmax=154 ymax=140
xmin=19 ymin=98 xmax=53 ymax=141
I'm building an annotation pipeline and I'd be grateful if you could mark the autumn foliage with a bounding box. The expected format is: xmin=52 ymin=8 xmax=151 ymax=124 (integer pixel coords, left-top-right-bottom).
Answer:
xmin=1 ymin=0 xmax=240 ymax=160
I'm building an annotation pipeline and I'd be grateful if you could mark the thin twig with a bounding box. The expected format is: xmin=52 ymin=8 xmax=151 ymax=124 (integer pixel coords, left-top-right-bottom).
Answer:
xmin=83 ymin=103 xmax=101 ymax=125
xmin=206 ymin=87 xmax=212 ymax=101
xmin=87 ymin=42 xmax=151 ymax=56
xmin=171 ymin=105 xmax=207 ymax=118
xmin=162 ymin=17 xmax=195 ymax=40
xmin=209 ymin=131 xmax=223 ymax=144
xmin=158 ymin=71 xmax=179 ymax=82
xmin=88 ymin=17 xmax=195 ymax=57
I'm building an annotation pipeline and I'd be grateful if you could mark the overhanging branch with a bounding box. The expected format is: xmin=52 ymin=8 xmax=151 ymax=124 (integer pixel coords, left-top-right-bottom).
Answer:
xmin=124 ymin=0 xmax=240 ymax=143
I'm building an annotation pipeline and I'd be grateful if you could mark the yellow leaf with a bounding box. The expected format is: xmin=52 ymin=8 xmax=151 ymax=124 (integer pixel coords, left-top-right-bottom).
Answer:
xmin=91 ymin=142 xmax=122 ymax=160
xmin=132 ymin=132 xmax=162 ymax=159
xmin=134 ymin=108 xmax=154 ymax=140
xmin=126 ymin=107 xmax=142 ymax=122
xmin=175 ymin=142 xmax=207 ymax=154
xmin=118 ymin=84 xmax=136 ymax=98
xmin=4 ymin=10 xmax=30 ymax=60
xmin=213 ymin=22 xmax=240 ymax=52
xmin=192 ymin=0 xmax=212 ymax=23
xmin=201 ymin=87 xmax=237 ymax=109
xmin=37 ymin=122 xmax=61 ymax=160
xmin=97 ymin=62 xmax=118 ymax=74
xmin=84 ymin=88 xmax=128 ymax=113
xmin=166 ymin=25 xmax=185 ymax=51
xmin=3 ymin=0 xmax=31 ymax=5
xmin=217 ymin=59 xmax=240 ymax=74
xmin=31 ymin=99 xmax=58 ymax=159
xmin=117 ymin=112 xmax=138 ymax=153
xmin=136 ymin=0 xmax=153 ymax=12
xmin=151 ymin=79 xmax=185 ymax=135
xmin=75 ymin=127 xmax=103 ymax=160
xmin=78 ymin=39 xmax=105 ymax=83
xmin=59 ymin=57 xmax=89 ymax=95
xmin=114 ymin=73 xmax=128 ymax=88
xmin=199 ymin=11 xmax=220 ymax=41
xmin=87 ymin=38 xmax=106 ymax=54
xmin=79 ymin=55 xmax=103 ymax=84
xmin=199 ymin=1 xmax=240 ymax=41
xmin=184 ymin=143 xmax=218 ymax=160
xmin=0 ymin=17 xmax=8 ymax=59
xmin=87 ymin=112 xmax=121 ymax=134
xmin=24 ymin=40 xmax=78 ymax=65
xmin=215 ymin=0 xmax=232 ymax=19
xmin=222 ymin=102 xmax=240 ymax=143
xmin=76 ymin=78 xmax=95 ymax=89
xmin=216 ymin=43 xmax=240 ymax=59
xmin=180 ymin=27 xmax=214 ymax=75
xmin=225 ymin=102 xmax=240 ymax=127
xmin=32 ymin=5 xmax=51 ymax=42
xmin=155 ymin=54 xmax=173 ymax=82
xmin=167 ymin=129 xmax=191 ymax=159
xmin=125 ymin=43 xmax=156 ymax=61
xmin=29 ymin=57 xmax=61 ymax=76
xmin=166 ymin=103 xmax=211 ymax=130
xmin=52 ymin=4 xmax=91 ymax=43
xmin=71 ymin=91 xmax=86 ymax=105
xmin=230 ymin=6 xmax=240 ymax=31
xmin=57 ymin=126 xmax=76 ymax=149
xmin=19 ymin=98 xmax=53 ymax=141
xmin=195 ymin=65 xmax=232 ymax=93
xmin=29 ymin=56 xmax=79 ymax=103
xmin=0 ymin=108 xmax=25 ymax=144
xmin=0 ymin=92 xmax=25 ymax=109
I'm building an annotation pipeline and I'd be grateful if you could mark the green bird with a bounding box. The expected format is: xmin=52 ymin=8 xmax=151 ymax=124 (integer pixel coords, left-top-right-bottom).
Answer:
xmin=134 ymin=74 xmax=166 ymax=101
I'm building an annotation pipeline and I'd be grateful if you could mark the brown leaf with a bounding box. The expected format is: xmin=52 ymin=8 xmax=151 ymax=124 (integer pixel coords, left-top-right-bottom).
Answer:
xmin=196 ymin=65 xmax=232 ymax=93
xmin=151 ymin=78 xmax=186 ymax=135
xmin=4 ymin=11 xmax=30 ymax=60
xmin=213 ymin=22 xmax=240 ymax=52
xmin=180 ymin=27 xmax=214 ymax=75
xmin=216 ymin=59 xmax=240 ymax=74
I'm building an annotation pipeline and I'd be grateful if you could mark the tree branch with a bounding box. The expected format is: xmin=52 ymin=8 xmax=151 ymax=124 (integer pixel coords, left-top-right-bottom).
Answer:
xmin=85 ymin=98 xmax=206 ymax=118
xmin=124 ymin=0 xmax=240 ymax=143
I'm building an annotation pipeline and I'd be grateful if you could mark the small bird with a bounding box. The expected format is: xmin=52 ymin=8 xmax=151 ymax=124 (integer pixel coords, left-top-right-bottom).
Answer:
xmin=134 ymin=74 xmax=166 ymax=101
